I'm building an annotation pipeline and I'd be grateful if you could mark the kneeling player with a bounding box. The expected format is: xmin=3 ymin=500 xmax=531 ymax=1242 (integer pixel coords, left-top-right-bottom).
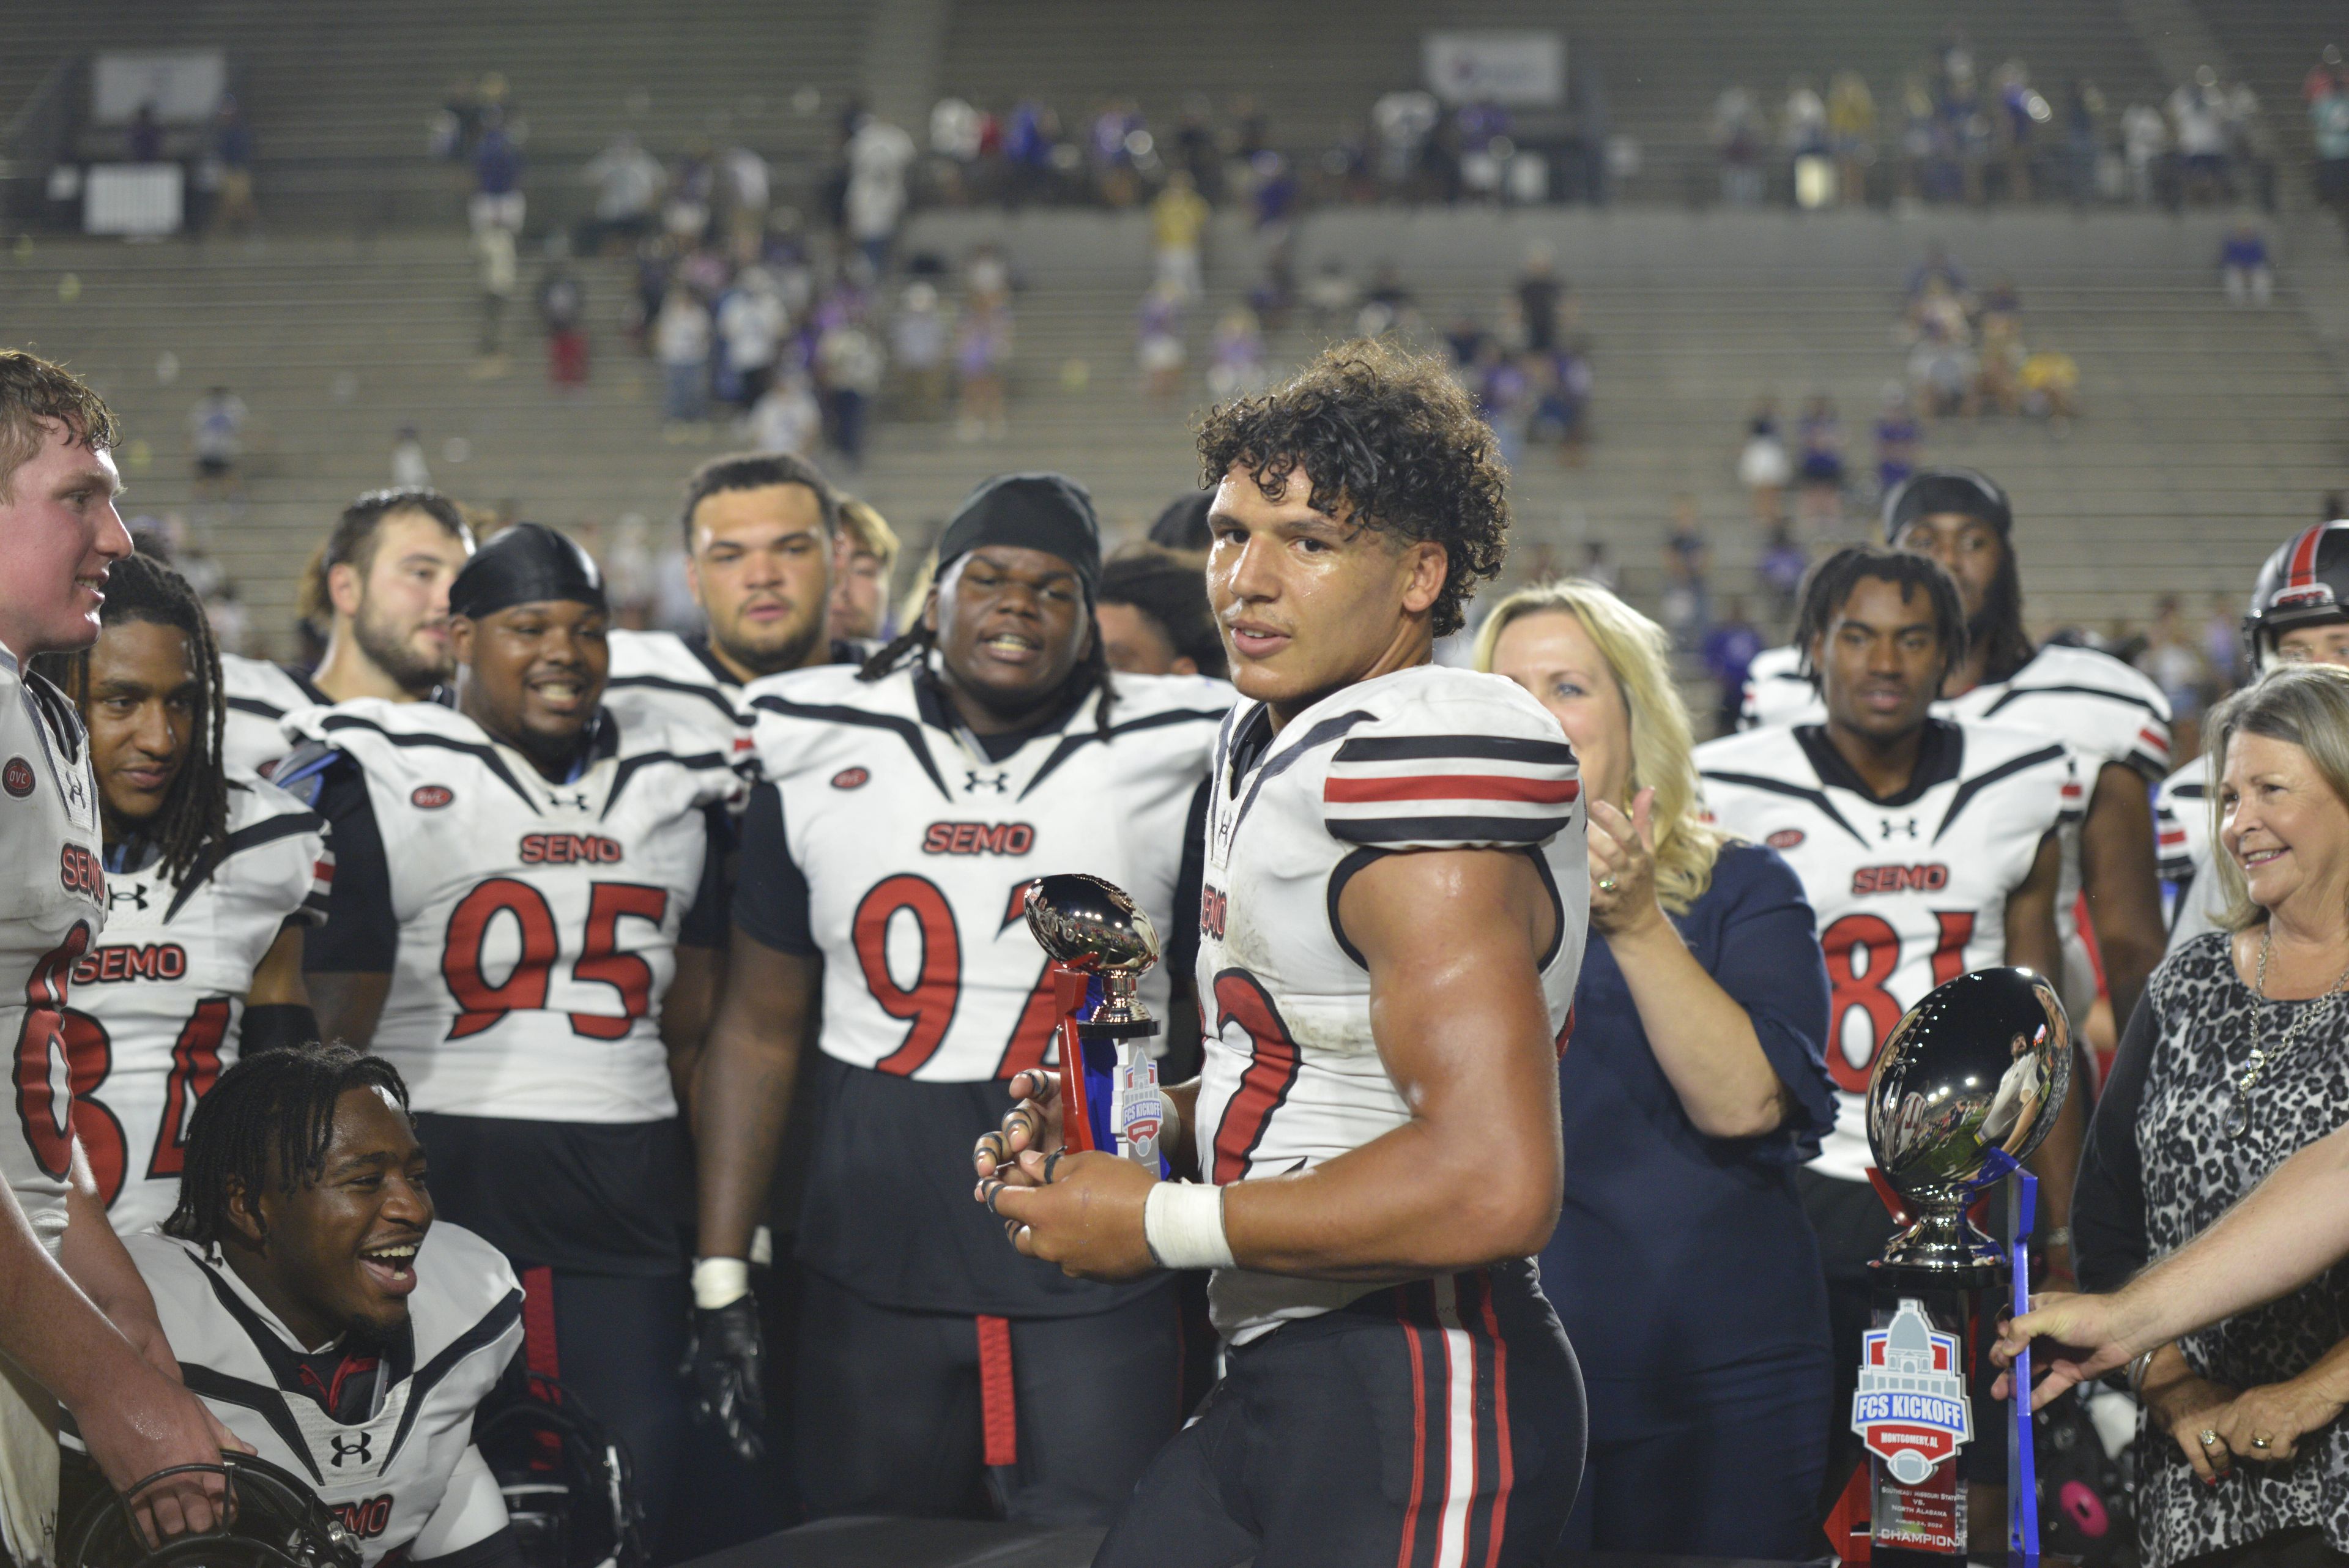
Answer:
xmin=65 ymin=1043 xmax=524 ymax=1568
xmin=30 ymin=551 xmax=328 ymax=1237
xmin=984 ymin=342 xmax=1592 ymax=1566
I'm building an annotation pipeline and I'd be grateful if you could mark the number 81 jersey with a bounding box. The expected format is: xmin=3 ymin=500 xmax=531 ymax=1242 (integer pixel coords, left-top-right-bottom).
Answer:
xmin=1693 ymin=718 xmax=2080 ymax=1183
xmin=289 ymin=699 xmax=743 ymax=1121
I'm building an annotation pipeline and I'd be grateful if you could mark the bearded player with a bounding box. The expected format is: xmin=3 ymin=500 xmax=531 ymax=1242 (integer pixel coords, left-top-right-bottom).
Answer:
xmin=0 ymin=351 xmax=243 ymax=1561
xmin=982 ymin=341 xmax=1591 ymax=1567
xmin=221 ymin=488 xmax=474 ymax=776
xmin=1696 ymin=545 xmax=2080 ymax=1523
xmin=2158 ymin=519 xmax=2349 ymax=948
xmin=603 ymin=453 xmax=853 ymax=752
xmin=284 ymin=525 xmax=743 ymax=1552
xmin=61 ymin=1044 xmax=525 ymax=1568
xmin=1740 ymin=469 xmax=2168 ymax=1036
xmin=29 ymin=552 xmax=328 ymax=1238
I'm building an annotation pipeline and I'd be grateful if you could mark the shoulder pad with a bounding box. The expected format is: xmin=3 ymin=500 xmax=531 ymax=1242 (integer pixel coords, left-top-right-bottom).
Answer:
xmin=1320 ymin=669 xmax=1580 ymax=850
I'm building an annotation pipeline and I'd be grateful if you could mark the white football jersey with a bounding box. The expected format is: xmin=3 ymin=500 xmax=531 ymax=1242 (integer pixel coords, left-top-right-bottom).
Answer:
xmin=2156 ymin=756 xmax=2223 ymax=950
xmin=0 ymin=652 xmax=108 ymax=1255
xmin=740 ymin=663 xmax=1231 ymax=1079
xmin=602 ymin=630 xmax=750 ymax=759
xmin=69 ymin=777 xmax=330 ymax=1236
xmin=119 ymin=1226 xmax=520 ymax=1567
xmin=1694 ymin=719 xmax=2081 ymax=1183
xmin=221 ymin=655 xmax=329 ymax=778
xmin=287 ymin=699 xmax=744 ymax=1120
xmin=1192 ymin=666 xmax=1589 ymax=1345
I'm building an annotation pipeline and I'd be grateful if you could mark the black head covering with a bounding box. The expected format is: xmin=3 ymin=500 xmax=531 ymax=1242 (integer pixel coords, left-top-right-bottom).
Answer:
xmin=448 ymin=522 xmax=606 ymax=620
xmin=936 ymin=474 xmax=1101 ymax=600
xmin=1882 ymin=467 xmax=2013 ymax=543
xmin=1147 ymin=490 xmax=1214 ymax=553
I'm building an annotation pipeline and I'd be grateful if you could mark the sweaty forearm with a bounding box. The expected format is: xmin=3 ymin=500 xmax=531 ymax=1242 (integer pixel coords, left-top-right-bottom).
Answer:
xmin=0 ymin=1193 xmax=156 ymax=1413
xmin=692 ymin=1013 xmax=804 ymax=1260
xmin=1221 ymin=1116 xmax=1560 ymax=1282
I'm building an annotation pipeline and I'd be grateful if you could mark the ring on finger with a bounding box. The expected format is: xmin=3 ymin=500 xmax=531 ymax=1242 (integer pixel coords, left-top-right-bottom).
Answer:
xmin=1597 ymin=875 xmax=1620 ymax=894
xmin=2252 ymin=1434 xmax=2273 ymax=1450
xmin=1042 ymin=1150 xmax=1064 ymax=1184
xmin=2200 ymin=1430 xmax=2220 ymax=1447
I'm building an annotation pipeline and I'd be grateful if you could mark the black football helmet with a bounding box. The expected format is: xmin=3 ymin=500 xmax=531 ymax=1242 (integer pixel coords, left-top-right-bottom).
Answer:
xmin=2247 ymin=520 xmax=2349 ymax=669
xmin=474 ymin=1375 xmax=646 ymax=1568
xmin=60 ymin=1454 xmax=363 ymax=1568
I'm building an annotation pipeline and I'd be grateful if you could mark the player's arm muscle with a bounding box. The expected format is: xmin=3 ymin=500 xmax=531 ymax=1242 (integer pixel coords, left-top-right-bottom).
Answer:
xmin=692 ymin=925 xmax=820 ymax=1260
xmin=662 ymin=943 xmax=720 ymax=1116
xmin=246 ymin=924 xmax=310 ymax=1008
xmin=309 ymin=970 xmax=390 ymax=1048
xmin=1220 ymin=847 xmax=1564 ymax=1279
xmin=2079 ymin=760 xmax=2165 ymax=1028
xmin=2006 ymin=828 xmax=2087 ymax=1263
xmin=59 ymin=1143 xmax=176 ymax=1378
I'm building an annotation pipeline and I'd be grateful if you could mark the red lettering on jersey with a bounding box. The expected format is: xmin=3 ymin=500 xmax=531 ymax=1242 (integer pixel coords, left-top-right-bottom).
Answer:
xmin=1821 ymin=914 xmax=1905 ymax=1093
xmin=12 ymin=923 xmax=91 ymax=1184
xmin=410 ymin=784 xmax=455 ymax=809
xmin=332 ymin=1496 xmax=394 ymax=1540
xmin=1850 ymin=864 xmax=1951 ymax=896
xmin=921 ymin=822 xmax=1036 ymax=856
xmin=57 ymin=845 xmax=103 ymax=905
xmin=831 ymin=767 xmax=870 ymax=790
xmin=146 ymin=997 xmax=231 ymax=1184
xmin=1198 ymin=883 xmax=1227 ymax=942
xmin=2 ymin=757 xmax=32 ymax=798
xmin=854 ymin=876 xmax=961 ymax=1075
xmin=518 ymin=832 xmax=626 ymax=866
xmin=72 ymin=944 xmax=190 ymax=986
xmin=1209 ymin=970 xmax=1302 ymax=1184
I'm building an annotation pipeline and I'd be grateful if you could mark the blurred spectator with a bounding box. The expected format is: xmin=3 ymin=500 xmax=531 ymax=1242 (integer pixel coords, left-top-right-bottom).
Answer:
xmin=1517 ymin=245 xmax=1564 ymax=353
xmin=664 ymin=142 xmax=714 ymax=242
xmin=390 ymin=425 xmax=431 ymax=489
xmin=2314 ymin=58 xmax=2349 ymax=221
xmin=580 ymin=132 xmax=662 ymax=252
xmin=128 ymin=102 xmax=163 ymax=163
xmin=1373 ymin=89 xmax=1440 ymax=195
xmin=1206 ymin=308 xmax=1267 ymax=401
xmin=1530 ymin=343 xmax=1593 ymax=466
xmin=2122 ymin=99 xmax=2169 ymax=205
xmin=2018 ymin=344 xmax=2079 ymax=422
xmin=817 ymin=316 xmax=885 ymax=467
xmin=748 ymin=371 xmax=822 ymax=457
xmin=1579 ymin=540 xmax=1621 ymax=596
xmin=2170 ymin=67 xmax=2230 ymax=202
xmin=1757 ymin=521 xmax=1808 ymax=630
xmin=1303 ymin=260 xmax=1359 ymax=330
xmin=1874 ymin=383 xmax=1921 ymax=494
xmin=1794 ymin=394 xmax=1844 ymax=528
xmin=956 ymin=288 xmax=1012 ymax=443
xmin=654 ymin=285 xmax=712 ymax=426
xmin=2204 ymin=590 xmax=2246 ymax=689
xmin=2307 ymin=45 xmax=2346 ymax=103
xmin=1702 ymin=596 xmax=1765 ymax=735
xmin=469 ymin=110 xmax=524 ymax=235
xmin=2221 ymin=219 xmax=2274 ymax=307
xmin=209 ymin=97 xmax=258 ymax=232
xmin=891 ymin=281 xmax=950 ymax=419
xmin=1905 ymin=276 xmax=1976 ymax=417
xmin=1151 ymin=171 xmax=1210 ymax=300
xmin=2136 ymin=593 xmax=2214 ymax=721
xmin=2060 ymin=78 xmax=2104 ymax=207
xmin=1137 ymin=283 xmax=1187 ymax=401
xmin=188 ymin=385 xmax=247 ymax=499
xmin=1659 ymin=504 xmax=1712 ymax=652
xmin=829 ymin=497 xmax=901 ymax=645
xmin=473 ymin=224 xmax=518 ymax=373
xmin=1992 ymin=59 xmax=2041 ymax=203
xmin=1975 ymin=310 xmax=2025 ymax=415
xmin=1828 ymin=72 xmax=1876 ymax=203
xmin=1905 ymin=241 xmax=1967 ymax=300
xmin=845 ymin=115 xmax=916 ymax=270
xmin=1712 ymin=87 xmax=1765 ymax=204
xmin=717 ymin=142 xmax=771 ymax=257
xmin=1736 ymin=398 xmax=1791 ymax=523
xmin=716 ymin=267 xmax=787 ymax=406
xmin=1783 ymin=78 xmax=1831 ymax=206
xmin=537 ymin=259 xmax=589 ymax=388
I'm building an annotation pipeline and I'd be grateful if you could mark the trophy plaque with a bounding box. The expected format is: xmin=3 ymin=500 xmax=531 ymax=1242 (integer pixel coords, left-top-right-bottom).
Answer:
xmin=1854 ymin=965 xmax=2069 ymax=1568
xmin=1022 ymin=874 xmax=1168 ymax=1172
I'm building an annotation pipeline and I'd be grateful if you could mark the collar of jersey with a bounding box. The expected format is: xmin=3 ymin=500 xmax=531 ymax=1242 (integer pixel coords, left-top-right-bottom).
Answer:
xmin=1794 ymin=716 xmax=1962 ymax=807
xmin=912 ymin=662 xmax=1088 ymax=765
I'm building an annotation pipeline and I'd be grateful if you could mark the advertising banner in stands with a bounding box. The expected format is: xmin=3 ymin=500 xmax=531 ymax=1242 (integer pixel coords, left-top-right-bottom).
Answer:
xmin=1422 ymin=32 xmax=1565 ymax=105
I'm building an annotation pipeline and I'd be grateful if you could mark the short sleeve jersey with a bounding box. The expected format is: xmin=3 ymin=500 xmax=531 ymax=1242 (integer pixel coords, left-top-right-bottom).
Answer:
xmin=1694 ymin=718 xmax=2082 ymax=1182
xmin=120 ymin=1225 xmax=521 ymax=1566
xmin=601 ymin=630 xmax=752 ymax=760
xmin=735 ymin=662 xmax=1231 ymax=1079
xmin=220 ymin=655 xmax=330 ymax=778
xmin=288 ymin=699 xmax=744 ymax=1120
xmin=73 ymin=776 xmax=330 ymax=1235
xmin=1193 ymin=666 xmax=1589 ymax=1345
xmin=2156 ymin=755 xmax=2223 ymax=949
xmin=0 ymin=652 xmax=108 ymax=1254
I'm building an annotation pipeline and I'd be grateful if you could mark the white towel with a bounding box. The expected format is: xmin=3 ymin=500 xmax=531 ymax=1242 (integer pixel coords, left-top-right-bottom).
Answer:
xmin=0 ymin=1352 xmax=58 ymax=1567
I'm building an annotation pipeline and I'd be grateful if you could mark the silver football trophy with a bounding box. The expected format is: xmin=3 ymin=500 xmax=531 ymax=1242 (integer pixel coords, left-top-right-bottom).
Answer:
xmin=1852 ymin=967 xmax=2069 ymax=1568
xmin=1022 ymin=874 xmax=1167 ymax=1170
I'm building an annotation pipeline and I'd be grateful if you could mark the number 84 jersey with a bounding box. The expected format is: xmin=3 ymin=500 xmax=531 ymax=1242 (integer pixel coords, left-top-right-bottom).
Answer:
xmin=1693 ymin=718 xmax=2080 ymax=1183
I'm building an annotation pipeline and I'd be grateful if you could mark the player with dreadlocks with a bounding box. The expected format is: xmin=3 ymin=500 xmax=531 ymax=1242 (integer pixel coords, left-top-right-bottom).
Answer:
xmin=29 ymin=550 xmax=332 ymax=1239
xmin=58 ymin=1042 xmax=529 ymax=1568
xmin=689 ymin=472 xmax=1230 ymax=1521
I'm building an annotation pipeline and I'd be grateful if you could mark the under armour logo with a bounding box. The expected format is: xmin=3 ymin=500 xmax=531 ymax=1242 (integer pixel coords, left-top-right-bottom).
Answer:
xmin=328 ymin=1432 xmax=373 ymax=1468
xmin=964 ymin=770 xmax=1011 ymax=795
xmin=63 ymin=773 xmax=84 ymax=809
xmin=107 ymin=883 xmax=149 ymax=912
xmin=1880 ymin=818 xmax=1921 ymax=839
xmin=547 ymin=790 xmax=592 ymax=811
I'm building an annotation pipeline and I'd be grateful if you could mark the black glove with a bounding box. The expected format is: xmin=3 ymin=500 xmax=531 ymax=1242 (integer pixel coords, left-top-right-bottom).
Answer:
xmin=682 ymin=1294 xmax=766 ymax=1463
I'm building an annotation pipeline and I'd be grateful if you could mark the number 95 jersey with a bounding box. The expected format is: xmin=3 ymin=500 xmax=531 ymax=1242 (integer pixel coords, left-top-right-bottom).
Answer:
xmin=287 ymin=699 xmax=744 ymax=1120
xmin=1194 ymin=666 xmax=1589 ymax=1345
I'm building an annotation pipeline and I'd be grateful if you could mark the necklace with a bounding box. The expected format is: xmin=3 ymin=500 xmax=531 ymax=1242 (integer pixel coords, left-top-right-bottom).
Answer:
xmin=2225 ymin=927 xmax=2349 ymax=1140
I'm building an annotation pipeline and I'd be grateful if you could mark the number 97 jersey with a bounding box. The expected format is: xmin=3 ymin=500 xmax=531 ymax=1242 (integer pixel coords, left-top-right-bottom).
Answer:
xmin=1693 ymin=718 xmax=2080 ymax=1183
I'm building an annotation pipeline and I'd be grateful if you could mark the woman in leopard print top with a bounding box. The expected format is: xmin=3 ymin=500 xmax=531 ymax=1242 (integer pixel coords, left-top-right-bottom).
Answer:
xmin=2075 ymin=668 xmax=2349 ymax=1568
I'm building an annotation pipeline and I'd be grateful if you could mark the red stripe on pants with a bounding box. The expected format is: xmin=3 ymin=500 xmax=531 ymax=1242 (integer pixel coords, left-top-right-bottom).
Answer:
xmin=1477 ymin=1274 xmax=1513 ymax=1568
xmin=976 ymin=1315 xmax=1018 ymax=1468
xmin=1395 ymin=1285 xmax=1431 ymax=1568
xmin=521 ymin=1265 xmax=561 ymax=1390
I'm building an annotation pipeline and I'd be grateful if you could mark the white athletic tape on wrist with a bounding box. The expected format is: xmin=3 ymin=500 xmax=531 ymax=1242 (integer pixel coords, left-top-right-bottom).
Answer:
xmin=1143 ymin=1181 xmax=1235 ymax=1271
xmin=692 ymin=1257 xmax=752 ymax=1309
